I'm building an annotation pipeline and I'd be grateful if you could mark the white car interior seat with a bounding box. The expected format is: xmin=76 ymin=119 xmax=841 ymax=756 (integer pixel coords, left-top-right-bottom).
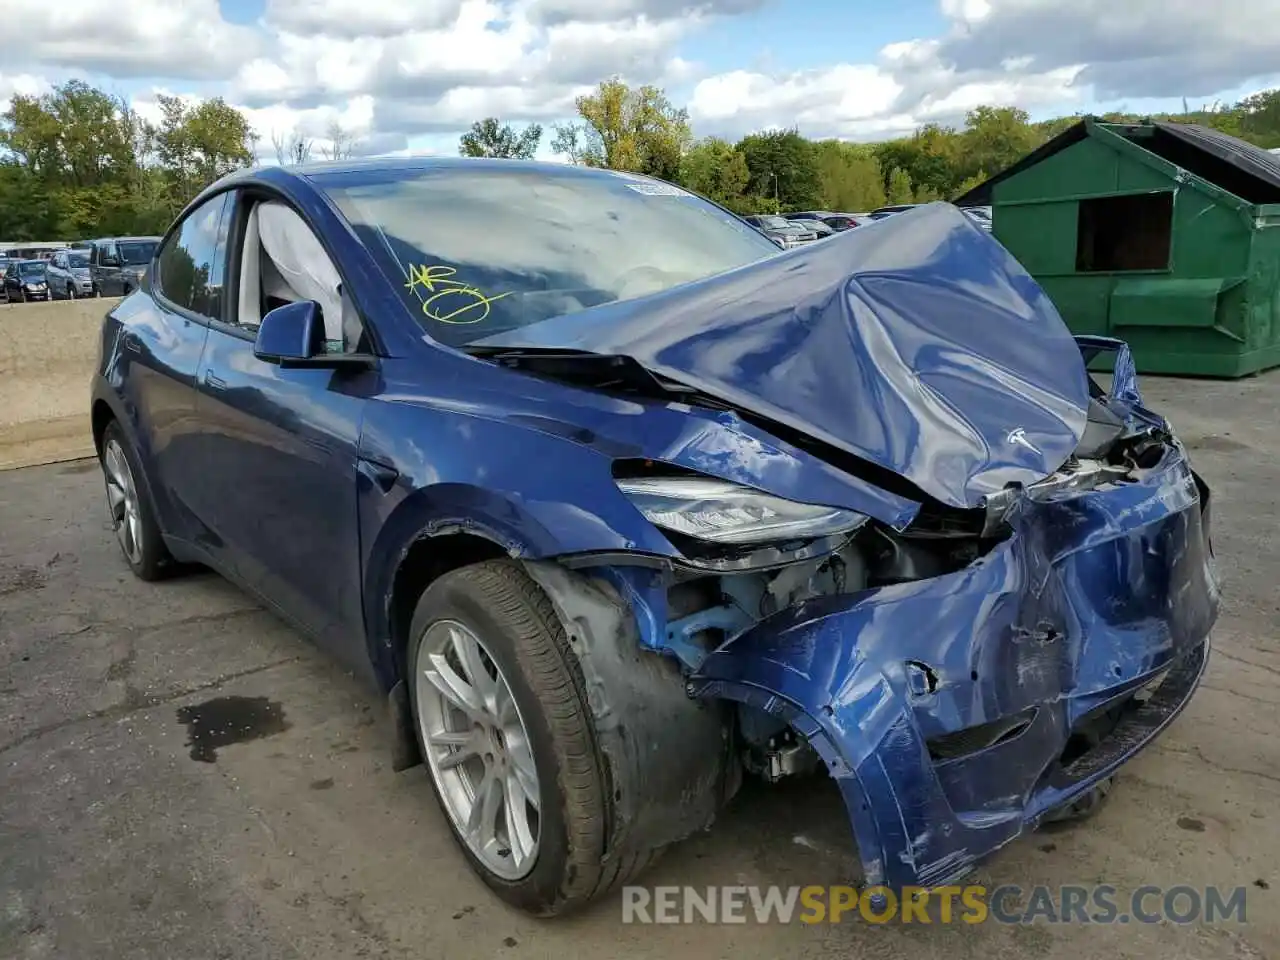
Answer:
xmin=238 ymin=200 xmax=359 ymax=349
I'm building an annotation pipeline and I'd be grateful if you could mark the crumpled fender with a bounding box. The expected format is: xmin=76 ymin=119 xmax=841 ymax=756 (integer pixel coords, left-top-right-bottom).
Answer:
xmin=689 ymin=446 xmax=1218 ymax=888
xmin=521 ymin=561 xmax=741 ymax=859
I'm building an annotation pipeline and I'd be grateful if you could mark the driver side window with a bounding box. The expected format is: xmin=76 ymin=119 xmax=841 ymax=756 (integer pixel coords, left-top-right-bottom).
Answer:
xmin=234 ymin=198 xmax=365 ymax=354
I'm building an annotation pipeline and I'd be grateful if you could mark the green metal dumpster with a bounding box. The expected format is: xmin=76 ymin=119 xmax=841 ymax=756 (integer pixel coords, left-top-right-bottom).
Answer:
xmin=955 ymin=119 xmax=1280 ymax=377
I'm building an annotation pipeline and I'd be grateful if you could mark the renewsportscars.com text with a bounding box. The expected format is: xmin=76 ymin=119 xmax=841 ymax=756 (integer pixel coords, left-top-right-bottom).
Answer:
xmin=621 ymin=884 xmax=1249 ymax=925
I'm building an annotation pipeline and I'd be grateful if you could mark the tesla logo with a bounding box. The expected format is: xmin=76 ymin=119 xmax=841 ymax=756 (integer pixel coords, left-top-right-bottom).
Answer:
xmin=1007 ymin=428 xmax=1041 ymax=455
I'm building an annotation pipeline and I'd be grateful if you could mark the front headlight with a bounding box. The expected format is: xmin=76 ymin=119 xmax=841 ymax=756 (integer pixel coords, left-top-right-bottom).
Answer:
xmin=617 ymin=476 xmax=868 ymax=545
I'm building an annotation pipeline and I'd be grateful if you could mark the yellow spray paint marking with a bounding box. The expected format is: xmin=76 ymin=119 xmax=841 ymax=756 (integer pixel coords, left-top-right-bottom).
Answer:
xmin=405 ymin=264 xmax=512 ymax=325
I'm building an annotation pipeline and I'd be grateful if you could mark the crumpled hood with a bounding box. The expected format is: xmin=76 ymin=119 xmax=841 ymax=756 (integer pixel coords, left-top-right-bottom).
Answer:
xmin=478 ymin=202 xmax=1090 ymax=509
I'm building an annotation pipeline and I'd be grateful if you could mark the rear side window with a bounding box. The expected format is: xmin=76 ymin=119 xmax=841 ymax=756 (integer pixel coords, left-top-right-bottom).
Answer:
xmin=158 ymin=194 xmax=232 ymax=319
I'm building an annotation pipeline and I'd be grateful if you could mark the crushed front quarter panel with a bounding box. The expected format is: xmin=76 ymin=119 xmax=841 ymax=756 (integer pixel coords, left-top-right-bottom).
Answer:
xmin=689 ymin=440 xmax=1218 ymax=888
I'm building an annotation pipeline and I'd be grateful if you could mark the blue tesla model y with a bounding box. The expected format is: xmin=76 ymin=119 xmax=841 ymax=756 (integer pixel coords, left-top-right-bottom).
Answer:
xmin=91 ymin=158 xmax=1217 ymax=915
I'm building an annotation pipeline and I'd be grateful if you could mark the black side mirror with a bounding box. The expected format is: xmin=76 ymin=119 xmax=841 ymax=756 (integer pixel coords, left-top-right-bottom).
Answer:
xmin=253 ymin=300 xmax=376 ymax=370
xmin=102 ymin=256 xmax=120 ymax=267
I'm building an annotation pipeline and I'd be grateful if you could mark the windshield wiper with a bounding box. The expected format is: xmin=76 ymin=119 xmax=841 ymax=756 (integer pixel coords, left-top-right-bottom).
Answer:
xmin=465 ymin=345 xmax=732 ymax=408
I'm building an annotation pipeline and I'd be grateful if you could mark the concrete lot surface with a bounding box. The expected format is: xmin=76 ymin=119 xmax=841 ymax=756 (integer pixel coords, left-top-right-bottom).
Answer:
xmin=2 ymin=375 xmax=1278 ymax=959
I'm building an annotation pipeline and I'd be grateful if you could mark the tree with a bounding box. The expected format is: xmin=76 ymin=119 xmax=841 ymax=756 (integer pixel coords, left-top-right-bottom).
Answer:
xmin=0 ymin=162 xmax=64 ymax=240
xmin=272 ymin=128 xmax=313 ymax=166
xmin=736 ymin=129 xmax=821 ymax=212
xmin=886 ymin=166 xmax=915 ymax=204
xmin=155 ymin=95 xmax=256 ymax=211
xmin=459 ymin=118 xmax=542 ymax=159
xmin=813 ymin=140 xmax=886 ymax=212
xmin=678 ymin=137 xmax=749 ymax=207
xmin=550 ymin=123 xmax=588 ymax=165
xmin=554 ymin=78 xmax=690 ymax=181
xmin=4 ymin=73 xmax=1280 ymax=246
xmin=321 ymin=121 xmax=362 ymax=160
xmin=953 ymin=170 xmax=989 ymax=196
xmin=872 ymin=123 xmax=962 ymax=200
xmin=1 ymin=81 xmax=137 ymax=188
xmin=956 ymin=106 xmax=1039 ymax=184
xmin=1237 ymin=90 xmax=1280 ymax=147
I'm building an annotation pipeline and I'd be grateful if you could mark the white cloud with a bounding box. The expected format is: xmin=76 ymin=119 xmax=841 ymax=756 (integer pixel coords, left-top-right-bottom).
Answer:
xmin=932 ymin=0 xmax=1280 ymax=100
xmin=0 ymin=74 xmax=53 ymax=112
xmin=524 ymin=0 xmax=765 ymax=25
xmin=690 ymin=0 xmax=1280 ymax=140
xmin=690 ymin=65 xmax=901 ymax=134
xmin=263 ymin=0 xmax=467 ymax=36
xmin=4 ymin=0 xmax=259 ymax=80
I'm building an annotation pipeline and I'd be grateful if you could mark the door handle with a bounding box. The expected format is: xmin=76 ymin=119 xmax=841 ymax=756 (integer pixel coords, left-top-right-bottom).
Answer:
xmin=357 ymin=458 xmax=399 ymax=493
xmin=202 ymin=370 xmax=228 ymax=391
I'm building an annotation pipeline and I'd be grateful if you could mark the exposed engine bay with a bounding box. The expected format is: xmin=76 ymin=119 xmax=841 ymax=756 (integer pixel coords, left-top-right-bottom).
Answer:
xmin=654 ymin=387 xmax=1178 ymax=783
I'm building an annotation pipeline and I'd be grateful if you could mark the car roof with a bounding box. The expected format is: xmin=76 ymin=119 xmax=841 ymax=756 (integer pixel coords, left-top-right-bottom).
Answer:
xmin=238 ymin=156 xmax=677 ymax=189
xmin=201 ymin=157 xmax=696 ymax=217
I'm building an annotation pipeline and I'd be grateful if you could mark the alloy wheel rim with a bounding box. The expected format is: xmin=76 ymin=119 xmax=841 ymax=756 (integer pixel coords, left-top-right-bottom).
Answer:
xmin=103 ymin=439 xmax=144 ymax=566
xmin=416 ymin=619 xmax=541 ymax=880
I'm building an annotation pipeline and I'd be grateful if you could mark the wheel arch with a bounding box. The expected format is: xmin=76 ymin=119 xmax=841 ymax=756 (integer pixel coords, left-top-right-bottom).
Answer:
xmin=375 ymin=519 xmax=537 ymax=774
xmin=91 ymin=397 xmax=116 ymax=456
xmin=362 ymin=483 xmax=569 ymax=686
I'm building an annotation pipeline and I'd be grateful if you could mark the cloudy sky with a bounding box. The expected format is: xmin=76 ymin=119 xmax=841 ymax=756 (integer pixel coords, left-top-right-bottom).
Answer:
xmin=2 ymin=0 xmax=1278 ymax=160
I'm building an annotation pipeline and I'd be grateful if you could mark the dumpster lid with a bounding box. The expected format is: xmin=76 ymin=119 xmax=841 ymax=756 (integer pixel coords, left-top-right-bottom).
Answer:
xmin=1147 ymin=122 xmax=1280 ymax=204
xmin=954 ymin=119 xmax=1280 ymax=208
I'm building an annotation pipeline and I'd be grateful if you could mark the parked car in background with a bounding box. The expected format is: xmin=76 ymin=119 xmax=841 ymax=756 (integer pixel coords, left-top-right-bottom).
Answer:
xmin=47 ymin=249 xmax=94 ymax=299
xmin=785 ymin=210 xmax=862 ymax=233
xmin=742 ymin=214 xmax=818 ymax=247
xmin=92 ymin=161 xmax=1217 ymax=917
xmin=784 ymin=210 xmax=835 ymax=223
xmin=788 ymin=217 xmax=836 ymax=238
xmin=88 ymin=236 xmax=161 ymax=297
xmin=2 ymin=259 xmax=49 ymax=302
xmin=962 ymin=205 xmax=993 ymax=231
xmin=868 ymin=203 xmax=921 ymax=220
xmin=821 ymin=213 xmax=864 ymax=231
xmin=778 ymin=212 xmax=860 ymax=235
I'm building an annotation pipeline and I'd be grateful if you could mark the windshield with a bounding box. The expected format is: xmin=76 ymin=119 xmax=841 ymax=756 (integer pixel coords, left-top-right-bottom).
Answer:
xmin=18 ymin=262 xmax=45 ymax=277
xmin=68 ymin=254 xmax=89 ymax=268
xmin=318 ymin=165 xmax=779 ymax=347
xmin=118 ymin=241 xmax=157 ymax=265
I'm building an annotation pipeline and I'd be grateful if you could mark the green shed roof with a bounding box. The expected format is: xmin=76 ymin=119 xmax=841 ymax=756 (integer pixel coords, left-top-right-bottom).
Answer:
xmin=953 ymin=119 xmax=1280 ymax=208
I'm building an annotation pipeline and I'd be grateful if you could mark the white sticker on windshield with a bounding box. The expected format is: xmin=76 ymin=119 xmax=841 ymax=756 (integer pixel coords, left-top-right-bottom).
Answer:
xmin=625 ymin=181 xmax=688 ymax=197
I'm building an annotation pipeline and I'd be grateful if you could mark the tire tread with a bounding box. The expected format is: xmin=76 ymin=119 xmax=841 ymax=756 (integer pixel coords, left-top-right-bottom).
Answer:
xmin=413 ymin=560 xmax=663 ymax=916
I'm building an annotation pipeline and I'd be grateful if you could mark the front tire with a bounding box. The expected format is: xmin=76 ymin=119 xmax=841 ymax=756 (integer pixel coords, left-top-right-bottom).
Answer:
xmin=407 ymin=561 xmax=656 ymax=915
xmin=100 ymin=421 xmax=171 ymax=581
xmin=67 ymin=283 xmax=76 ymax=300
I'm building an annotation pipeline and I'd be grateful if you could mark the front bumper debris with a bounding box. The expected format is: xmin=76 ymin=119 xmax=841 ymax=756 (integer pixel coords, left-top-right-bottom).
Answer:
xmin=690 ymin=443 xmax=1217 ymax=889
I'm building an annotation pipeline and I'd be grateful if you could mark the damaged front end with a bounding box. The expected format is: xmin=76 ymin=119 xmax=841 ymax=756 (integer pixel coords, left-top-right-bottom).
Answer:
xmin=470 ymin=205 xmax=1217 ymax=887
xmin=525 ymin=337 xmax=1217 ymax=889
